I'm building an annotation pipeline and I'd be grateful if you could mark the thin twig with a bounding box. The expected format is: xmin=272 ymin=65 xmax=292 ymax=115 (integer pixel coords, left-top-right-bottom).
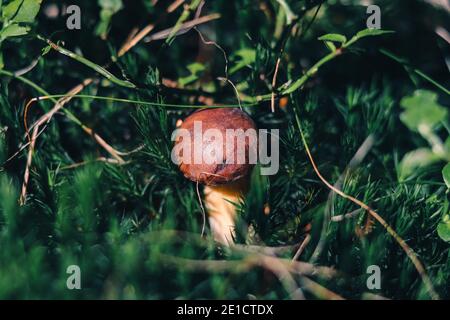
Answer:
xmin=330 ymin=208 xmax=362 ymax=222
xmin=19 ymin=125 xmax=38 ymax=205
xmin=39 ymin=36 xmax=136 ymax=88
xmin=159 ymin=253 xmax=335 ymax=299
xmin=233 ymin=243 xmax=299 ymax=256
xmin=165 ymin=0 xmax=203 ymax=45
xmin=310 ymin=134 xmax=375 ymax=263
xmin=18 ymin=14 xmax=165 ymax=203
xmin=271 ymin=57 xmax=282 ymax=113
xmin=117 ymin=24 xmax=156 ymax=58
xmin=217 ymin=77 xmax=242 ymax=110
xmin=231 ymin=245 xmax=338 ymax=280
xmin=194 ymin=26 xmax=229 ymax=79
xmin=60 ymin=157 xmax=123 ymax=170
xmin=145 ymin=14 xmax=220 ymax=42
xmin=193 ymin=26 xmax=242 ymax=109
xmin=293 ymin=107 xmax=440 ymax=300
xmin=13 ymin=58 xmax=40 ymax=77
xmin=299 ymin=276 xmax=345 ymax=300
xmin=168 ymin=0 xmax=185 ymax=13
xmin=196 ymin=180 xmax=207 ymax=237
xmin=291 ymin=234 xmax=311 ymax=261
xmin=362 ymin=292 xmax=390 ymax=300
xmin=258 ymin=255 xmax=305 ymax=300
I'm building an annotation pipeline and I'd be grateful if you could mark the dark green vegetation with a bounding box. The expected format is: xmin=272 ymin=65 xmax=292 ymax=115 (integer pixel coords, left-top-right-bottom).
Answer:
xmin=0 ymin=0 xmax=449 ymax=299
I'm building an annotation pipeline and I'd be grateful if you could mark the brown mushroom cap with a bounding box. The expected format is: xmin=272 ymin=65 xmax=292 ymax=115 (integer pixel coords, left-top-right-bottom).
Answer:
xmin=174 ymin=108 xmax=257 ymax=186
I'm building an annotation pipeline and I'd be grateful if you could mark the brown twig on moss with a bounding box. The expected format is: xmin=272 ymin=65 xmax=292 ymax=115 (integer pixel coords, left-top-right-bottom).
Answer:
xmin=309 ymin=134 xmax=375 ymax=263
xmin=299 ymin=276 xmax=344 ymax=300
xmin=18 ymin=8 xmax=169 ymax=203
xmin=158 ymin=252 xmax=339 ymax=299
xmin=293 ymin=107 xmax=440 ymax=300
xmin=60 ymin=157 xmax=124 ymax=170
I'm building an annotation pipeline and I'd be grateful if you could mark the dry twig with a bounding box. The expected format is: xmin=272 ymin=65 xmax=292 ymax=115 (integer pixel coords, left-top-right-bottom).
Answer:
xmin=293 ymin=109 xmax=440 ymax=300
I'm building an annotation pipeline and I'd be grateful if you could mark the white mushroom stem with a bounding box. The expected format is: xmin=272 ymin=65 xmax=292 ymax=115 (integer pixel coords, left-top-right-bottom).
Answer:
xmin=204 ymin=178 xmax=248 ymax=245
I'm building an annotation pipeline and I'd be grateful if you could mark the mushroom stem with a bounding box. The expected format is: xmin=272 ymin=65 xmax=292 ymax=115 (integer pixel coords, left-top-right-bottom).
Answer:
xmin=204 ymin=178 xmax=249 ymax=245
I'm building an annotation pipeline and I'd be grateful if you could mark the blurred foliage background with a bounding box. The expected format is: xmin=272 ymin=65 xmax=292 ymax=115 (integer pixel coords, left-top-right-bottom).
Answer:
xmin=0 ymin=0 xmax=449 ymax=299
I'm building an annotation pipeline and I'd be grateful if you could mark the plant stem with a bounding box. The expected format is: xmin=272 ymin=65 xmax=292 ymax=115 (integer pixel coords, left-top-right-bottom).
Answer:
xmin=282 ymin=49 xmax=342 ymax=95
xmin=380 ymin=48 xmax=450 ymax=96
xmin=0 ymin=69 xmax=81 ymax=125
xmin=166 ymin=0 xmax=203 ymax=45
xmin=292 ymin=105 xmax=440 ymax=300
xmin=37 ymin=36 xmax=136 ymax=89
xmin=32 ymin=94 xmax=259 ymax=109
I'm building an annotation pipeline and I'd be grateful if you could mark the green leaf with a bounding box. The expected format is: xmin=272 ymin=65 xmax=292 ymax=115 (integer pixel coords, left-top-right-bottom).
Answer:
xmin=41 ymin=44 xmax=51 ymax=56
xmin=400 ymin=90 xmax=448 ymax=131
xmin=437 ymin=214 xmax=450 ymax=242
xmin=178 ymin=62 xmax=206 ymax=86
xmin=186 ymin=62 xmax=206 ymax=74
xmin=401 ymin=90 xmax=438 ymax=109
xmin=318 ymin=33 xmax=347 ymax=43
xmin=145 ymin=66 xmax=160 ymax=87
xmin=95 ymin=0 xmax=123 ymax=39
xmin=40 ymin=36 xmax=136 ymax=88
xmin=2 ymin=0 xmax=23 ymax=20
xmin=400 ymin=106 xmax=447 ymax=131
xmin=14 ymin=0 xmax=41 ymax=23
xmin=324 ymin=41 xmax=336 ymax=52
xmin=443 ymin=163 xmax=450 ymax=188
xmin=356 ymin=28 xmax=395 ymax=39
xmin=3 ymin=0 xmax=42 ymax=23
xmin=0 ymin=23 xmax=29 ymax=40
xmin=229 ymin=48 xmax=256 ymax=74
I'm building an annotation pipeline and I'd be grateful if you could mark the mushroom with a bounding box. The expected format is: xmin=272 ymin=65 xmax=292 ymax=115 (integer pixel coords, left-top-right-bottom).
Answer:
xmin=173 ymin=108 xmax=258 ymax=245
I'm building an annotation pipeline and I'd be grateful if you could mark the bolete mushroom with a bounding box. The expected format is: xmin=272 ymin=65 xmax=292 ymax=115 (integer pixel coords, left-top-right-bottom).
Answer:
xmin=173 ymin=108 xmax=258 ymax=245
